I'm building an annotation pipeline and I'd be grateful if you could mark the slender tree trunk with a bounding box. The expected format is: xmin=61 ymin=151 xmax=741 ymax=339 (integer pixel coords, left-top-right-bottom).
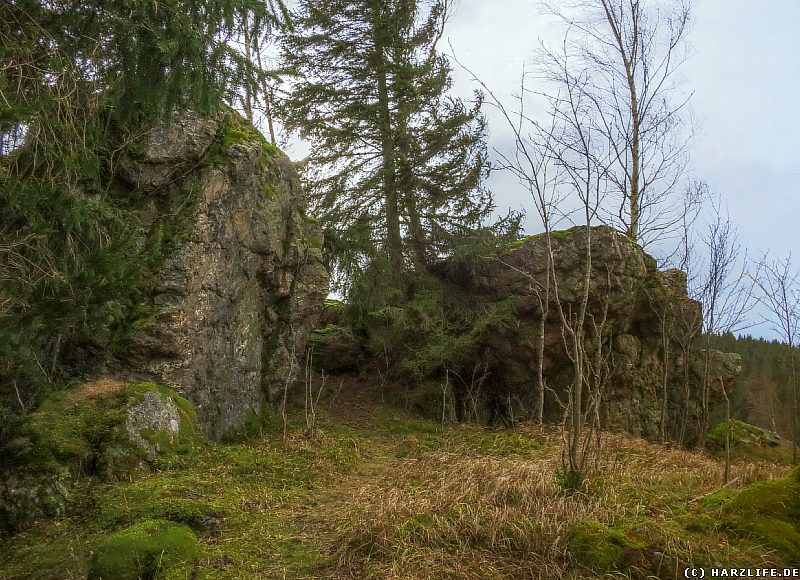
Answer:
xmin=679 ymin=347 xmax=691 ymax=445
xmin=264 ymin=89 xmax=277 ymax=146
xmin=252 ymin=27 xmax=277 ymax=146
xmin=405 ymin=200 xmax=427 ymax=268
xmin=570 ymin=336 xmax=583 ymax=473
xmin=371 ymin=14 xmax=403 ymax=268
xmin=660 ymin=315 xmax=669 ymax=442
xmin=242 ymin=11 xmax=254 ymax=123
xmin=700 ymin=336 xmax=712 ymax=449
xmin=790 ymin=345 xmax=798 ymax=464
xmin=600 ymin=0 xmax=641 ymax=242
xmin=533 ymin=251 xmax=551 ymax=424
xmin=571 ymin=224 xmax=593 ymax=475
xmin=721 ymin=377 xmax=731 ymax=484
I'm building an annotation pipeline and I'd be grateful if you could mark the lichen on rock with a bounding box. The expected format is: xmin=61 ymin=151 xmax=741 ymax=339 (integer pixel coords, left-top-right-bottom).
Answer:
xmin=110 ymin=111 xmax=329 ymax=440
xmin=440 ymin=225 xmax=740 ymax=444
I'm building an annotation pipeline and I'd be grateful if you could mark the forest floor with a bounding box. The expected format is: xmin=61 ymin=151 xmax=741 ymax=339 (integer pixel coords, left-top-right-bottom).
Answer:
xmin=0 ymin=376 xmax=796 ymax=579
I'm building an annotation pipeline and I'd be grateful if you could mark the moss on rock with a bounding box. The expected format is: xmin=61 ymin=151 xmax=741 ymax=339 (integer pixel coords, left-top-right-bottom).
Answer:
xmin=21 ymin=380 xmax=203 ymax=479
xmin=722 ymin=469 xmax=800 ymax=562
xmin=123 ymin=381 xmax=205 ymax=458
xmin=506 ymin=228 xmax=576 ymax=250
xmin=220 ymin=409 xmax=281 ymax=443
xmin=707 ymin=419 xmax=781 ymax=452
xmin=308 ymin=324 xmax=362 ymax=373
xmin=88 ymin=519 xmax=197 ymax=580
xmin=1 ymin=380 xmax=205 ymax=534
xmin=569 ymin=519 xmax=644 ymax=571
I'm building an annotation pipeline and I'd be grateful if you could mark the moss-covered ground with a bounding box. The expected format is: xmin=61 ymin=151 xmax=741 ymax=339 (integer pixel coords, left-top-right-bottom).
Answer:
xmin=1 ymin=376 xmax=796 ymax=579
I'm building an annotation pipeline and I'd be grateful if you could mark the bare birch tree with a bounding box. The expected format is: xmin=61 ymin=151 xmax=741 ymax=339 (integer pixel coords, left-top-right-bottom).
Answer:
xmin=540 ymin=0 xmax=696 ymax=247
xmin=458 ymin=61 xmax=568 ymax=424
xmin=692 ymin=199 xmax=754 ymax=453
xmin=751 ymin=255 xmax=800 ymax=464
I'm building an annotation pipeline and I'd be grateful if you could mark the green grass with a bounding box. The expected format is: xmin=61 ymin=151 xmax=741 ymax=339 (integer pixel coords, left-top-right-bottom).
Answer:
xmin=0 ymin=417 xmax=363 ymax=579
xmin=1 ymin=390 xmax=796 ymax=579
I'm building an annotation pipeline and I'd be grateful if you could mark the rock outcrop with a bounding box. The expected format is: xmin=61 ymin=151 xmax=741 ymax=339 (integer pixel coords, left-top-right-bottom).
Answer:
xmin=113 ymin=112 xmax=328 ymax=440
xmin=467 ymin=226 xmax=739 ymax=444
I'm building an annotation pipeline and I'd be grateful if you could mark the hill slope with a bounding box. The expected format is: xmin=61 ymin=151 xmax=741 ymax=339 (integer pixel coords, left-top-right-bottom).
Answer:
xmin=0 ymin=377 xmax=795 ymax=579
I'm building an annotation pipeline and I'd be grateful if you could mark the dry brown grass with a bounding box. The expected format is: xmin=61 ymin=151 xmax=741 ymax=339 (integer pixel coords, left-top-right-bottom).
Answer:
xmin=64 ymin=377 xmax=126 ymax=404
xmin=319 ymin=423 xmax=792 ymax=579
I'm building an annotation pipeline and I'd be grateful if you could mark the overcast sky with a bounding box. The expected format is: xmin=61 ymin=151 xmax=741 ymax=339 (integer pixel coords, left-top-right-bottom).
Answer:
xmin=443 ymin=0 xmax=799 ymax=254
xmin=281 ymin=0 xmax=800 ymax=338
xmin=436 ymin=0 xmax=800 ymax=338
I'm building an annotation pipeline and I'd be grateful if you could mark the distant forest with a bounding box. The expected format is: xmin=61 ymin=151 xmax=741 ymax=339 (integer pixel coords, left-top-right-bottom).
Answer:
xmin=711 ymin=333 xmax=797 ymax=439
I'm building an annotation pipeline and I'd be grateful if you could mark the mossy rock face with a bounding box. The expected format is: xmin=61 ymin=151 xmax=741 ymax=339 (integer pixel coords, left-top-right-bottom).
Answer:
xmin=707 ymin=419 xmax=782 ymax=452
xmin=506 ymin=227 xmax=577 ymax=250
xmin=88 ymin=519 xmax=197 ymax=580
xmin=20 ymin=380 xmax=202 ymax=479
xmin=308 ymin=324 xmax=363 ymax=373
xmin=0 ymin=380 xmax=204 ymax=534
xmin=723 ymin=471 xmax=800 ymax=562
xmin=569 ymin=519 xmax=644 ymax=571
xmin=220 ymin=409 xmax=282 ymax=443
xmin=122 ymin=382 xmax=205 ymax=461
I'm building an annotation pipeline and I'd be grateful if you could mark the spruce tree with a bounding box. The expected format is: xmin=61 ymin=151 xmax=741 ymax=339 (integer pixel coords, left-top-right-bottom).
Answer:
xmin=0 ymin=0 xmax=288 ymax=416
xmin=281 ymin=0 xmax=508 ymax=283
xmin=282 ymin=0 xmax=519 ymax=383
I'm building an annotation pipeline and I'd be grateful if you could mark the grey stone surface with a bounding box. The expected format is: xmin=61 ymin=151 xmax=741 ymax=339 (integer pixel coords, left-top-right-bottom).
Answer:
xmin=117 ymin=113 xmax=329 ymax=440
xmin=471 ymin=226 xmax=738 ymax=444
xmin=125 ymin=391 xmax=181 ymax=459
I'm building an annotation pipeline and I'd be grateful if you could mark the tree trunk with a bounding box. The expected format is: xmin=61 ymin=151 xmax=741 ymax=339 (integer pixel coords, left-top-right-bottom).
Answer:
xmin=600 ymin=0 xmax=641 ymax=242
xmin=721 ymin=377 xmax=731 ymax=484
xmin=535 ymin=255 xmax=551 ymax=424
xmin=700 ymin=336 xmax=712 ymax=449
xmin=242 ymin=11 xmax=254 ymax=123
xmin=371 ymin=11 xmax=403 ymax=268
xmin=659 ymin=307 xmax=670 ymax=442
xmin=790 ymin=345 xmax=798 ymax=464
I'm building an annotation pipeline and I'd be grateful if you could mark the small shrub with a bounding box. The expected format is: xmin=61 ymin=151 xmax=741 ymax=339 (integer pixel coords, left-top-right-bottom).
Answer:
xmin=555 ymin=466 xmax=585 ymax=494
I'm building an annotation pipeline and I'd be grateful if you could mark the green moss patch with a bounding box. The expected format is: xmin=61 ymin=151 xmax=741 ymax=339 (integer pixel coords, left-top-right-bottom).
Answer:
xmin=88 ymin=519 xmax=197 ymax=580
xmin=206 ymin=112 xmax=280 ymax=170
xmin=569 ymin=519 xmax=645 ymax=571
xmin=465 ymin=429 xmax=543 ymax=457
xmin=324 ymin=298 xmax=345 ymax=310
xmin=123 ymin=381 xmax=205 ymax=456
xmin=722 ymin=472 xmax=800 ymax=562
xmin=303 ymin=233 xmax=323 ymax=249
xmin=707 ymin=419 xmax=782 ymax=452
xmin=4 ymin=380 xmax=204 ymax=534
xmin=220 ymin=409 xmax=283 ymax=443
xmin=506 ymin=228 xmax=576 ymax=250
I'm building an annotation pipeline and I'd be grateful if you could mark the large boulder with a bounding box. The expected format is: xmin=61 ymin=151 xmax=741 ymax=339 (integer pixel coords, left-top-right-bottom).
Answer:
xmin=112 ymin=112 xmax=329 ymax=440
xmin=464 ymin=226 xmax=738 ymax=444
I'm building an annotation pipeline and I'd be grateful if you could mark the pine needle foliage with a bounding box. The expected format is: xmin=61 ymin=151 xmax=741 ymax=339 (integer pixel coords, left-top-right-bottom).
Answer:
xmin=281 ymin=0 xmax=516 ymax=282
xmin=281 ymin=0 xmax=521 ymax=385
xmin=0 ymin=1 xmax=287 ymax=416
